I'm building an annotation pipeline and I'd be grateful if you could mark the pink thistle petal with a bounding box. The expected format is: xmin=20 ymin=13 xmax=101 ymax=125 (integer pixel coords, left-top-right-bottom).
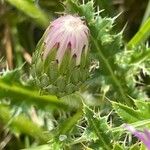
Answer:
xmin=43 ymin=39 xmax=56 ymax=59
xmin=124 ymin=124 xmax=150 ymax=150
xmin=43 ymin=15 xmax=89 ymax=65
xmin=56 ymin=34 xmax=70 ymax=63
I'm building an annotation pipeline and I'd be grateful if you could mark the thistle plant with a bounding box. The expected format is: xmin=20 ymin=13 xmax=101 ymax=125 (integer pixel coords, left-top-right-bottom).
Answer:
xmin=32 ymin=14 xmax=90 ymax=97
xmin=1 ymin=0 xmax=150 ymax=150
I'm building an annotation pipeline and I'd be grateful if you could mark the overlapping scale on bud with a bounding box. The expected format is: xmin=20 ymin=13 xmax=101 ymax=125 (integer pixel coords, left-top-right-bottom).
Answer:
xmin=31 ymin=15 xmax=90 ymax=97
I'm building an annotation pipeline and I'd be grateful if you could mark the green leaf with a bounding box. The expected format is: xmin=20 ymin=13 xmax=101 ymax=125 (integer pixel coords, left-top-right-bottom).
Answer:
xmin=113 ymin=143 xmax=124 ymax=150
xmin=79 ymin=1 xmax=95 ymax=21
xmin=112 ymin=100 xmax=150 ymax=123
xmin=127 ymin=18 xmax=150 ymax=49
xmin=112 ymin=119 xmax=150 ymax=133
xmin=91 ymin=36 xmax=133 ymax=105
xmin=112 ymin=101 xmax=141 ymax=122
xmin=141 ymin=0 xmax=150 ymax=24
xmin=6 ymin=0 xmax=49 ymax=27
xmin=129 ymin=48 xmax=150 ymax=64
xmin=0 ymin=79 xmax=69 ymax=110
xmin=129 ymin=143 xmax=141 ymax=150
xmin=112 ymin=100 xmax=150 ymax=133
xmin=134 ymin=100 xmax=150 ymax=119
xmin=1 ymin=67 xmax=21 ymax=83
xmin=83 ymin=105 xmax=113 ymax=150
xmin=0 ymin=104 xmax=50 ymax=143
xmin=56 ymin=109 xmax=83 ymax=135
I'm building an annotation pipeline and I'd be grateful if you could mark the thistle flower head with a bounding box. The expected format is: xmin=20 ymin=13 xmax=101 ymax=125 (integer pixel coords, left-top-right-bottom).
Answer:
xmin=125 ymin=124 xmax=150 ymax=149
xmin=43 ymin=15 xmax=89 ymax=65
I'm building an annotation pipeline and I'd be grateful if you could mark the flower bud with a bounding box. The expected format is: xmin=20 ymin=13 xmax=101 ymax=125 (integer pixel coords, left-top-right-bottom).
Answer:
xmin=43 ymin=15 xmax=89 ymax=65
xmin=31 ymin=15 xmax=90 ymax=97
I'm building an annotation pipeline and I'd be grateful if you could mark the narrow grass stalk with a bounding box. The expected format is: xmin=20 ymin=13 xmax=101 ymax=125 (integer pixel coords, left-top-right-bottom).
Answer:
xmin=127 ymin=18 xmax=150 ymax=49
xmin=141 ymin=0 xmax=150 ymax=25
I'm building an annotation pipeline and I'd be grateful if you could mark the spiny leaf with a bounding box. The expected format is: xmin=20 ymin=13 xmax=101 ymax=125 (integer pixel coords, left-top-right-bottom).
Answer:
xmin=112 ymin=100 xmax=150 ymax=123
xmin=112 ymin=101 xmax=141 ymax=122
xmin=83 ymin=105 xmax=113 ymax=150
